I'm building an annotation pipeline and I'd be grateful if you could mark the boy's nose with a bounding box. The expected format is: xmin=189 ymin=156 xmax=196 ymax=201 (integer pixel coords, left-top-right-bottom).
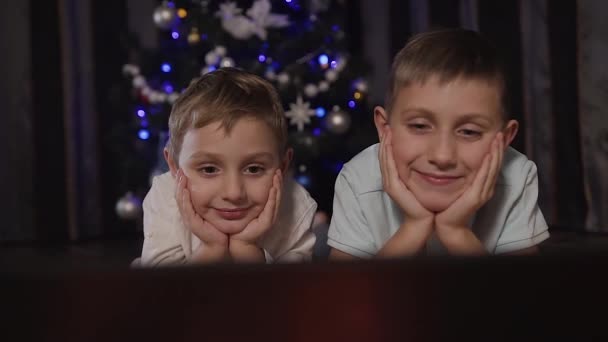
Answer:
xmin=222 ymin=173 xmax=246 ymax=203
xmin=428 ymin=134 xmax=457 ymax=169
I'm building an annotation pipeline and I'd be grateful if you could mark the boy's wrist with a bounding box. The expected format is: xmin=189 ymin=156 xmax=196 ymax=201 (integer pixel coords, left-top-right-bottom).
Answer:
xmin=406 ymin=216 xmax=435 ymax=230
xmin=189 ymin=243 xmax=229 ymax=264
xmin=377 ymin=218 xmax=434 ymax=258
xmin=435 ymin=225 xmax=487 ymax=255
xmin=401 ymin=216 xmax=435 ymax=239
xmin=228 ymin=239 xmax=265 ymax=263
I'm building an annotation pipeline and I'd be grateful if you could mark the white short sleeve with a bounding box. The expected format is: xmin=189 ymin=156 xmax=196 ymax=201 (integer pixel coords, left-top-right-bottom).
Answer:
xmin=494 ymin=163 xmax=550 ymax=254
xmin=140 ymin=176 xmax=187 ymax=266
xmin=327 ymin=171 xmax=376 ymax=258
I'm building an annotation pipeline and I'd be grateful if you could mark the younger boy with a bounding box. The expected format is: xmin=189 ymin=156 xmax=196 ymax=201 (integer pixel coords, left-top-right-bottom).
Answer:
xmin=328 ymin=28 xmax=549 ymax=259
xmin=138 ymin=67 xmax=317 ymax=266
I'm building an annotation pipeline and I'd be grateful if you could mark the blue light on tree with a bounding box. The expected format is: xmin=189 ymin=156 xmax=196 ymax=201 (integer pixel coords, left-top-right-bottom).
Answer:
xmin=138 ymin=129 xmax=150 ymax=140
xmin=296 ymin=174 xmax=311 ymax=187
xmin=316 ymin=107 xmax=326 ymax=117
xmin=318 ymin=54 xmax=329 ymax=66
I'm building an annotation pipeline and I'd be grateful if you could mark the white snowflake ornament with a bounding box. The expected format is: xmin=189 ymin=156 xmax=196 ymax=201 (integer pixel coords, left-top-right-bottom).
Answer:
xmin=247 ymin=0 xmax=290 ymax=40
xmin=217 ymin=0 xmax=289 ymax=41
xmin=285 ymin=95 xmax=316 ymax=132
xmin=216 ymin=2 xmax=243 ymax=21
xmin=222 ymin=15 xmax=256 ymax=40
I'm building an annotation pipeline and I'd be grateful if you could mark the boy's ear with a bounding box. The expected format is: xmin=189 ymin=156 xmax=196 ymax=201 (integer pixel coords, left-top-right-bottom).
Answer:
xmin=280 ymin=148 xmax=293 ymax=174
xmin=164 ymin=147 xmax=179 ymax=178
xmin=374 ymin=106 xmax=390 ymax=140
xmin=502 ymin=119 xmax=519 ymax=147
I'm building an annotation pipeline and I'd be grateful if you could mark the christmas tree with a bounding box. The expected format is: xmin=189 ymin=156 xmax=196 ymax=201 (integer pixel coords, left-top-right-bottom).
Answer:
xmin=118 ymin=0 xmax=376 ymax=221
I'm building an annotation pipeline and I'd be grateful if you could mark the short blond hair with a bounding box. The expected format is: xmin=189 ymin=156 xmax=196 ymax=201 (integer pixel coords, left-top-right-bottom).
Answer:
xmin=168 ymin=67 xmax=287 ymax=162
xmin=386 ymin=28 xmax=509 ymax=119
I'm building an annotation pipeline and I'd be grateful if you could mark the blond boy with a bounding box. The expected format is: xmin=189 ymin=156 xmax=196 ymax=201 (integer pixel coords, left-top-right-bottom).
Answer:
xmin=328 ymin=29 xmax=549 ymax=259
xmin=138 ymin=68 xmax=317 ymax=265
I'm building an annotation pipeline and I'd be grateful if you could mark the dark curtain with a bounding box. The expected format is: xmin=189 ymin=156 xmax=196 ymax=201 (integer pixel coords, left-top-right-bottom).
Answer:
xmin=0 ymin=0 xmax=70 ymax=242
xmin=0 ymin=0 xmax=35 ymax=241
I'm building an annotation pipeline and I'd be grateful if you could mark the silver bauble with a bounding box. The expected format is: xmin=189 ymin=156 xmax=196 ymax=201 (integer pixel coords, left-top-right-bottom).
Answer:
xmin=153 ymin=3 xmax=177 ymax=30
xmin=325 ymin=109 xmax=351 ymax=134
xmin=115 ymin=192 xmax=142 ymax=220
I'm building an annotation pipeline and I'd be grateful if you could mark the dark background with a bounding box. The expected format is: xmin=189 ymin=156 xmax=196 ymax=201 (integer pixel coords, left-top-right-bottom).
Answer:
xmin=0 ymin=0 xmax=598 ymax=254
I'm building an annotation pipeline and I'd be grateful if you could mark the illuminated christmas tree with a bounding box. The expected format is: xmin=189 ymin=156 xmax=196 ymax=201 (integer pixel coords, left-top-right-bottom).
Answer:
xmin=118 ymin=0 xmax=375 ymax=220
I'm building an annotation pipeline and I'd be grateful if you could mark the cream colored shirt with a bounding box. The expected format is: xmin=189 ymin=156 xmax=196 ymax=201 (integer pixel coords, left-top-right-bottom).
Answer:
xmin=136 ymin=172 xmax=317 ymax=266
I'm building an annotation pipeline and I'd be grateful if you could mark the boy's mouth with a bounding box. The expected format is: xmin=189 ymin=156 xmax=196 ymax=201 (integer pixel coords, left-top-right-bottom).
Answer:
xmin=215 ymin=207 xmax=250 ymax=220
xmin=414 ymin=170 xmax=462 ymax=186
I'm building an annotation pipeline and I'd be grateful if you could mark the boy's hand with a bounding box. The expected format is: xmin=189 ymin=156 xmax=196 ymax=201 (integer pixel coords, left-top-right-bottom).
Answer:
xmin=231 ymin=169 xmax=282 ymax=246
xmin=379 ymin=130 xmax=434 ymax=223
xmin=175 ymin=170 xmax=229 ymax=252
xmin=435 ymin=133 xmax=504 ymax=247
xmin=229 ymin=169 xmax=282 ymax=263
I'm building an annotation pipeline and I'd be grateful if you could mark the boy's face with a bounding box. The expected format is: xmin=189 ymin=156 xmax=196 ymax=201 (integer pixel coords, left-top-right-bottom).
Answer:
xmin=173 ymin=117 xmax=287 ymax=234
xmin=376 ymin=76 xmax=517 ymax=212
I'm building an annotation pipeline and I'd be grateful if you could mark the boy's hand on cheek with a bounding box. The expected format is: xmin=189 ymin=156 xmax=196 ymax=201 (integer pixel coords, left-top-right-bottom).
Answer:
xmin=230 ymin=169 xmax=282 ymax=261
xmin=175 ymin=170 xmax=228 ymax=257
xmin=380 ymin=130 xmax=434 ymax=225
xmin=435 ymin=133 xmax=504 ymax=251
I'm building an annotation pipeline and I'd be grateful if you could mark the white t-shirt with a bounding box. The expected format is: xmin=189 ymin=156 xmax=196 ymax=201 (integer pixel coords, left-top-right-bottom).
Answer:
xmin=137 ymin=172 xmax=317 ymax=266
xmin=328 ymin=144 xmax=550 ymax=258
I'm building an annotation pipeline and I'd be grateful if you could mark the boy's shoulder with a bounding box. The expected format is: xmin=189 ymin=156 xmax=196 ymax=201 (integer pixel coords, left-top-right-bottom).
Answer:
xmin=498 ymin=147 xmax=537 ymax=187
xmin=151 ymin=171 xmax=175 ymax=193
xmin=144 ymin=171 xmax=175 ymax=207
xmin=338 ymin=143 xmax=383 ymax=194
xmin=283 ymin=175 xmax=315 ymax=205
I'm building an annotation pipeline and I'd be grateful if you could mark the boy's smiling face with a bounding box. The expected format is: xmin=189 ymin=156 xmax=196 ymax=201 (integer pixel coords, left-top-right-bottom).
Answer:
xmin=172 ymin=117 xmax=287 ymax=234
xmin=377 ymin=76 xmax=517 ymax=212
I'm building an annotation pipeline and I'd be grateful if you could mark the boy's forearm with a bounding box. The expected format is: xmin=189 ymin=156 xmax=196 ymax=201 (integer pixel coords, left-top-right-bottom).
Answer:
xmin=436 ymin=226 xmax=487 ymax=256
xmin=229 ymin=240 xmax=266 ymax=263
xmin=188 ymin=244 xmax=230 ymax=264
xmin=376 ymin=219 xmax=433 ymax=259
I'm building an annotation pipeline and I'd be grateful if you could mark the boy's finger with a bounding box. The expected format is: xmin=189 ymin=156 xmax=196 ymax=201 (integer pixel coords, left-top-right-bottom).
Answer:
xmin=378 ymin=131 xmax=387 ymax=180
xmin=181 ymin=189 xmax=194 ymax=230
xmin=273 ymin=171 xmax=282 ymax=223
xmin=484 ymin=138 xmax=500 ymax=196
xmin=471 ymin=153 xmax=490 ymax=197
xmin=174 ymin=169 xmax=184 ymax=202
xmin=175 ymin=174 xmax=186 ymax=215
xmin=259 ymin=185 xmax=276 ymax=228
xmin=385 ymin=132 xmax=399 ymax=184
xmin=485 ymin=134 xmax=504 ymax=197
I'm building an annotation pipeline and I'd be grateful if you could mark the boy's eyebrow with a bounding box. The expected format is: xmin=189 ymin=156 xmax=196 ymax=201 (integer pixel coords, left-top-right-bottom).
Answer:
xmin=242 ymin=152 xmax=275 ymax=161
xmin=398 ymin=107 xmax=435 ymax=118
xmin=186 ymin=151 xmax=275 ymax=161
xmin=186 ymin=151 xmax=222 ymax=161
xmin=400 ymin=108 xmax=495 ymax=124
xmin=455 ymin=113 xmax=494 ymax=125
